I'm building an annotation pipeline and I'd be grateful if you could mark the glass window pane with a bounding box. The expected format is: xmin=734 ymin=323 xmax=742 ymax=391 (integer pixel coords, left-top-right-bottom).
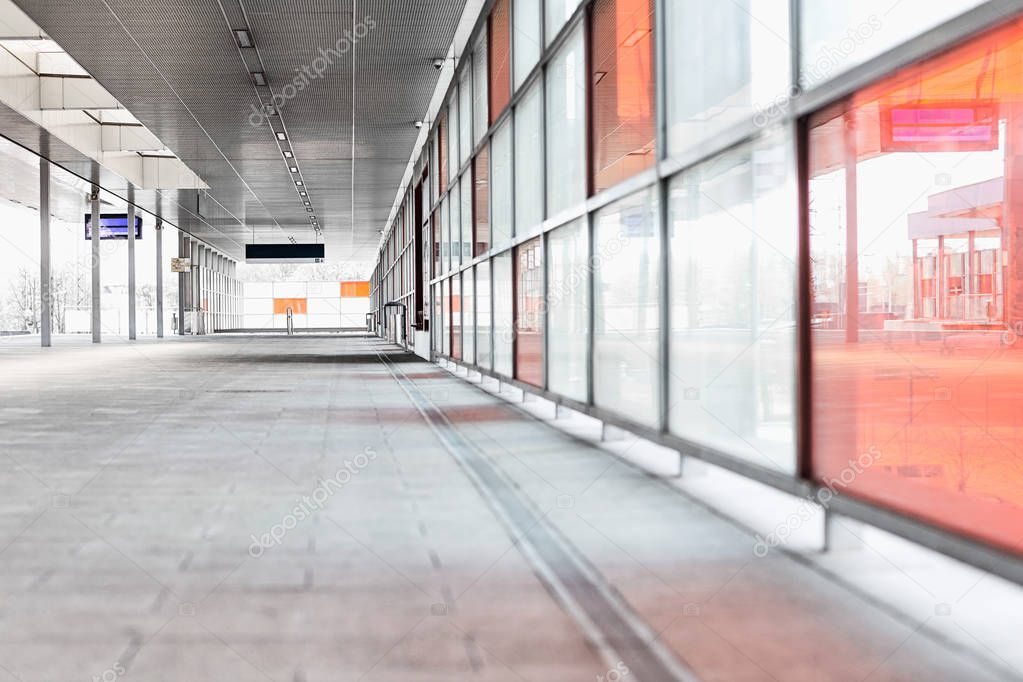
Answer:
xmin=475 ymin=144 xmax=490 ymax=255
xmin=809 ymin=19 xmax=1023 ymax=554
xmin=439 ymin=111 xmax=449 ymax=193
xmin=515 ymin=81 xmax=544 ymax=236
xmin=459 ymin=67 xmax=473 ymax=164
xmin=450 ymin=180 xmax=461 ymax=270
xmin=593 ymin=187 xmax=660 ymax=427
xmin=546 ymin=0 xmax=584 ymax=46
xmin=473 ymin=34 xmax=489 ymax=145
xmin=440 ymin=196 xmax=449 ymax=273
xmin=669 ymin=130 xmax=797 ymax=472
xmin=448 ymin=99 xmax=459 ymax=184
xmin=515 ymin=237 xmax=544 ymax=386
xmin=665 ymin=0 xmax=789 ymax=157
xmin=591 ymin=0 xmax=656 ymax=193
xmin=493 ymin=251 xmax=514 ymax=376
xmin=491 ymin=121 xmax=514 ymax=246
xmin=464 ymin=269 xmax=476 ymax=364
xmin=441 ymin=278 xmax=451 ymax=356
xmin=461 ymin=171 xmax=473 ymax=261
xmin=432 ymin=208 xmax=441 ymax=278
xmin=452 ymin=274 xmax=462 ymax=359
xmin=547 ymin=218 xmax=589 ymax=402
xmin=514 ymin=0 xmax=541 ymax=89
xmin=801 ymin=0 xmax=983 ymax=87
xmin=477 ymin=261 xmax=493 ymax=369
xmin=546 ymin=25 xmax=586 ymax=217
xmin=489 ymin=0 xmax=512 ymax=122
xmin=433 ymin=283 xmax=443 ymax=350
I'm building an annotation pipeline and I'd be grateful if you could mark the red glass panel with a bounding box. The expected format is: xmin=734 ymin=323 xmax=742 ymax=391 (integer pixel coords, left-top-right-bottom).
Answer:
xmin=591 ymin=0 xmax=656 ymax=194
xmin=489 ymin=0 xmax=511 ymax=124
xmin=474 ymin=146 xmax=490 ymax=256
xmin=809 ymin=17 xmax=1023 ymax=555
xmin=515 ymin=237 xmax=543 ymax=387
xmin=452 ymin=276 xmax=462 ymax=360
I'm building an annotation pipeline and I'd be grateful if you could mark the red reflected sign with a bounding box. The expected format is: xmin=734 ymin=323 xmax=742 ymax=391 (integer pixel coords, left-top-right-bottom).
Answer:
xmin=880 ymin=100 xmax=999 ymax=152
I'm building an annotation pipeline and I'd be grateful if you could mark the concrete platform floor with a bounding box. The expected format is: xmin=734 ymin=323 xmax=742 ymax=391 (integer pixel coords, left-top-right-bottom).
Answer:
xmin=0 ymin=334 xmax=1015 ymax=681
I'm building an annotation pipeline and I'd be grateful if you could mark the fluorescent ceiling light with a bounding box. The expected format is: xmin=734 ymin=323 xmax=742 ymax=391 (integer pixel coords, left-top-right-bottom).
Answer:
xmin=234 ymin=29 xmax=253 ymax=48
xmin=289 ymin=166 xmax=298 ymax=173
xmin=276 ymin=131 xmax=286 ymax=141
xmin=251 ymin=71 xmax=267 ymax=86
xmin=283 ymin=150 xmax=293 ymax=158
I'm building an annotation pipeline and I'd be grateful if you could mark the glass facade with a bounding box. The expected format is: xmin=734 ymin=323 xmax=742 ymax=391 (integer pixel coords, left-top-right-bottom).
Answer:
xmin=547 ymin=219 xmax=588 ymax=402
xmin=374 ymin=0 xmax=1023 ymax=568
xmin=669 ymin=130 xmax=797 ymax=471
xmin=591 ymin=0 xmax=656 ymax=193
xmin=515 ymin=82 xmax=544 ymax=237
xmin=546 ymin=25 xmax=586 ymax=217
xmin=515 ymin=237 xmax=544 ymax=386
xmin=489 ymin=0 xmax=512 ymax=123
xmin=593 ymin=188 xmax=660 ymax=427
xmin=513 ymin=0 xmax=542 ymax=89
xmin=493 ymin=251 xmax=514 ymax=376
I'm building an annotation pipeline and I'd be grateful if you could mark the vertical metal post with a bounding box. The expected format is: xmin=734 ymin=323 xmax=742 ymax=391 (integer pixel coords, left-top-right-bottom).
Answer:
xmin=191 ymin=239 xmax=199 ymax=334
xmin=177 ymin=232 xmax=187 ymax=335
xmin=127 ymin=184 xmax=137 ymax=340
xmin=39 ymin=159 xmax=51 ymax=347
xmin=156 ymin=219 xmax=164 ymax=338
xmin=91 ymin=184 xmax=102 ymax=344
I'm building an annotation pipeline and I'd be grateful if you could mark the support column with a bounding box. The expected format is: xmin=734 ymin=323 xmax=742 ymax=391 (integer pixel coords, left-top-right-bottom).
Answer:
xmin=127 ymin=184 xmax=137 ymax=340
xmin=39 ymin=160 xmax=51 ymax=347
xmin=177 ymin=232 xmax=187 ymax=335
xmin=156 ymin=219 xmax=164 ymax=338
xmin=91 ymin=184 xmax=102 ymax=344
xmin=843 ymin=112 xmax=859 ymax=343
xmin=191 ymin=239 xmax=200 ymax=335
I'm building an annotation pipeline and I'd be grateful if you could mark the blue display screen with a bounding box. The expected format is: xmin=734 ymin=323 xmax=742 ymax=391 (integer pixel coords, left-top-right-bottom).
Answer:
xmin=85 ymin=214 xmax=143 ymax=240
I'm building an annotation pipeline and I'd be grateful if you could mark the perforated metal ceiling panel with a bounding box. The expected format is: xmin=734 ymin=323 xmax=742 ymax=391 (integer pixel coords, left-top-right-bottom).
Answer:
xmin=13 ymin=0 xmax=467 ymax=265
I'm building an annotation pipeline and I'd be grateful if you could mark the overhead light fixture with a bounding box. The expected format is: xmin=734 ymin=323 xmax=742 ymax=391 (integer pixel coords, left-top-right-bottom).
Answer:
xmin=299 ymin=191 xmax=307 ymax=197
xmin=234 ymin=29 xmax=253 ymax=48
xmin=413 ymin=121 xmax=424 ymax=129
xmin=621 ymin=28 xmax=651 ymax=48
xmin=283 ymin=150 xmax=293 ymax=159
xmin=295 ymin=180 xmax=303 ymax=186
xmin=304 ymin=201 xmax=310 ymax=206
xmin=307 ymin=207 xmax=314 ymax=212
xmin=289 ymin=166 xmax=298 ymax=173
xmin=276 ymin=131 xmax=287 ymax=141
xmin=251 ymin=71 xmax=267 ymax=86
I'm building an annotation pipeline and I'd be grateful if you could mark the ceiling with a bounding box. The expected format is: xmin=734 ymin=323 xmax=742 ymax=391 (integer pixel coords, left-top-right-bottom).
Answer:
xmin=11 ymin=0 xmax=468 ymax=268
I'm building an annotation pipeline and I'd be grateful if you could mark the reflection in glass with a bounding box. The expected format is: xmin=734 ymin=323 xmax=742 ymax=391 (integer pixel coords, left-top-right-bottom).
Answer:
xmin=810 ymin=18 xmax=1023 ymax=553
xmin=515 ymin=237 xmax=544 ymax=386
xmin=669 ymin=130 xmax=796 ymax=472
xmin=494 ymin=251 xmax=514 ymax=376
xmin=546 ymin=25 xmax=586 ymax=217
xmin=547 ymin=219 xmax=589 ymax=401
xmin=593 ymin=188 xmax=660 ymax=427
xmin=477 ymin=261 xmax=493 ymax=370
xmin=665 ymin=0 xmax=789 ymax=157
xmin=515 ymin=82 xmax=544 ymax=237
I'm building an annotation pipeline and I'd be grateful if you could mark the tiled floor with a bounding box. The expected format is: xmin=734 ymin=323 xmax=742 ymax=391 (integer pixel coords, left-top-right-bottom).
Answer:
xmin=0 ymin=334 xmax=1014 ymax=681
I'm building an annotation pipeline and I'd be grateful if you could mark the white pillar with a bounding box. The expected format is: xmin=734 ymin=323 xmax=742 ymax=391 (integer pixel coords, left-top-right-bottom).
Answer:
xmin=39 ymin=160 xmax=51 ymax=347
xmin=156 ymin=219 xmax=164 ymax=338
xmin=127 ymin=184 xmax=137 ymax=340
xmin=91 ymin=184 xmax=101 ymax=344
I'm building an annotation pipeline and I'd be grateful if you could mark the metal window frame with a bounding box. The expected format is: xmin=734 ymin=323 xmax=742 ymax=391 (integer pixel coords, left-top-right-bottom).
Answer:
xmin=382 ymin=0 xmax=1023 ymax=588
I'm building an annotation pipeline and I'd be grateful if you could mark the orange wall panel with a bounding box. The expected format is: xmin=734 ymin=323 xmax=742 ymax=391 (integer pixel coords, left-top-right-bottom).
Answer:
xmin=273 ymin=298 xmax=307 ymax=314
